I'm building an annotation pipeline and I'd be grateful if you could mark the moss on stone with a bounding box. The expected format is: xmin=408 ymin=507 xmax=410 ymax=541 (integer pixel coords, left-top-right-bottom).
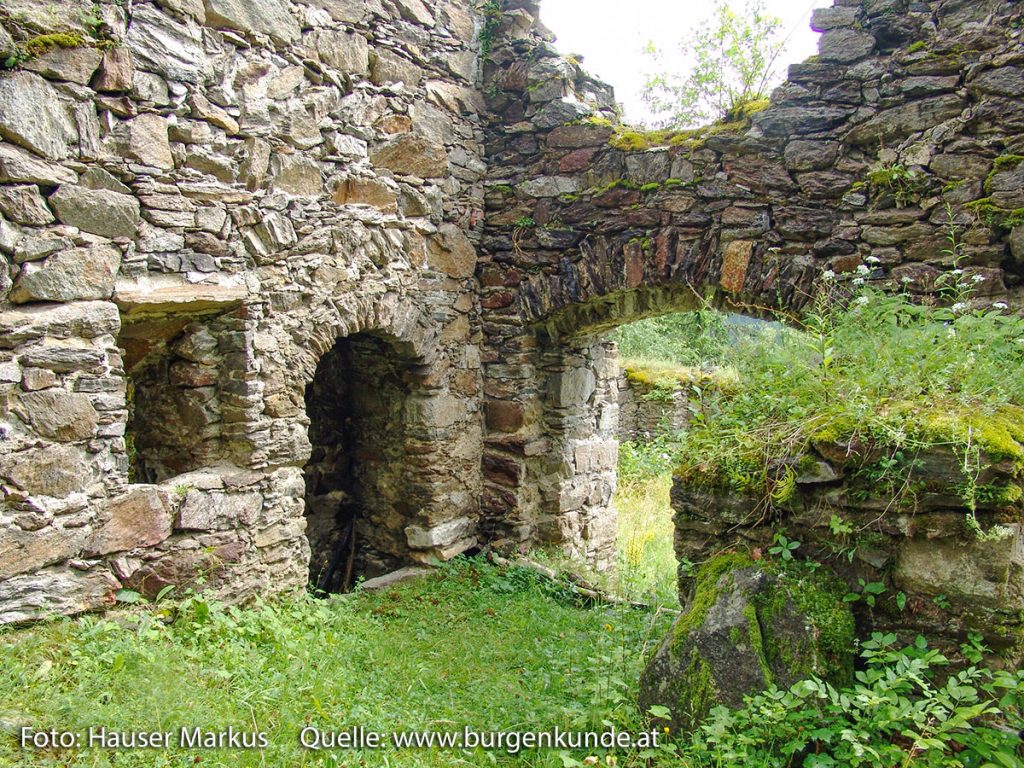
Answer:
xmin=764 ymin=564 xmax=856 ymax=687
xmin=920 ymin=405 xmax=1024 ymax=465
xmin=907 ymin=40 xmax=928 ymax=53
xmin=992 ymin=154 xmax=1024 ymax=172
xmin=605 ymin=112 xmax=753 ymax=154
xmin=609 ymin=131 xmax=656 ymax=151
xmin=590 ymin=178 xmax=641 ymax=195
xmin=725 ymin=97 xmax=771 ymax=122
xmin=673 ymin=552 xmax=753 ymax=641
xmin=964 ymin=197 xmax=1024 ymax=230
xmin=667 ymin=554 xmax=854 ymax=727
xmin=22 ymin=33 xmax=87 ymax=59
xmin=623 ymin=362 xmax=704 ymax=391
xmin=678 ymin=648 xmax=715 ymax=728
xmin=984 ymin=155 xmax=1024 ymax=195
xmin=742 ymin=601 xmax=773 ymax=684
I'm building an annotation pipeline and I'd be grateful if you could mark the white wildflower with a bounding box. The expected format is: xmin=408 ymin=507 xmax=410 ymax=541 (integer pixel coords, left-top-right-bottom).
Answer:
xmin=854 ymin=296 xmax=870 ymax=307
xmin=852 ymin=277 xmax=865 ymax=287
xmin=951 ymin=268 xmax=964 ymax=275
xmin=901 ymin=275 xmax=913 ymax=284
xmin=951 ymin=301 xmax=967 ymax=314
xmin=865 ymin=255 xmax=881 ymax=264
xmin=947 ymin=326 xmax=956 ymax=338
xmin=822 ymin=269 xmax=836 ymax=281
xmin=971 ymin=274 xmax=985 ymax=284
xmin=856 ymin=264 xmax=871 ymax=276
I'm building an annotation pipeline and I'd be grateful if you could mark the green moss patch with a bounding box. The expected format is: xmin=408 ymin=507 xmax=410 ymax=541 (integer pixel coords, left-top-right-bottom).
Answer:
xmin=662 ymin=554 xmax=855 ymax=732
xmin=673 ymin=552 xmax=753 ymax=639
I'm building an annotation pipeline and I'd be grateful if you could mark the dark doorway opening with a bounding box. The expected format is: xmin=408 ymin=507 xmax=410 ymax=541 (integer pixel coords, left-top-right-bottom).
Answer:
xmin=303 ymin=333 xmax=417 ymax=594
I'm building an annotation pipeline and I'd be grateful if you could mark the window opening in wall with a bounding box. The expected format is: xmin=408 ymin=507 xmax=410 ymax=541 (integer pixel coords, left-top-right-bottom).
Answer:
xmin=117 ymin=315 xmax=227 ymax=484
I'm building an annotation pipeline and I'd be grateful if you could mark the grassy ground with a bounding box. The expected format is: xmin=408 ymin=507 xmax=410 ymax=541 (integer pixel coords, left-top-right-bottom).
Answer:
xmin=614 ymin=472 xmax=679 ymax=607
xmin=0 ymin=559 xmax=677 ymax=768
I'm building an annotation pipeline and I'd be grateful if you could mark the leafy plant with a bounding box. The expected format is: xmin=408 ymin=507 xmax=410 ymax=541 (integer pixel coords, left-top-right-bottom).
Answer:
xmin=843 ymin=578 xmax=887 ymax=608
xmin=768 ymin=532 xmax=800 ymax=561
xmin=681 ymin=633 xmax=1024 ymax=767
xmin=866 ymin=162 xmax=925 ymax=208
xmin=476 ymin=1 xmax=503 ymax=57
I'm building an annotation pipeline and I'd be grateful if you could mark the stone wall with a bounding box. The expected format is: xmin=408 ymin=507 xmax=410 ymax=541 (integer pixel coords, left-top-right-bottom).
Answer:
xmin=477 ymin=0 xmax=1024 ymax=567
xmin=616 ymin=369 xmax=692 ymax=442
xmin=672 ymin=440 xmax=1024 ymax=661
xmin=1 ymin=0 xmax=1023 ymax=623
xmin=0 ymin=0 xmax=488 ymax=620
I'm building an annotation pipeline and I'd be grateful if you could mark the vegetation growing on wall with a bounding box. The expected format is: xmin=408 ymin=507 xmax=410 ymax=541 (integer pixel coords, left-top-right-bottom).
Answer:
xmin=672 ymin=280 xmax=1024 ymax=515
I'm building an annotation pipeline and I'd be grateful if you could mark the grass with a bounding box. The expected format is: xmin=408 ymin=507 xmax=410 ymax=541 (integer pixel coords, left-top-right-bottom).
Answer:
xmin=0 ymin=560 xmax=675 ymax=768
xmin=666 ymin=284 xmax=1024 ymax=504
xmin=614 ymin=468 xmax=679 ymax=606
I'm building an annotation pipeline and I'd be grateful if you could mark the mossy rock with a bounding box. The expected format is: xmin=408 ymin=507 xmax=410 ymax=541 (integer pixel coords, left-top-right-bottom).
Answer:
xmin=638 ymin=554 xmax=854 ymax=734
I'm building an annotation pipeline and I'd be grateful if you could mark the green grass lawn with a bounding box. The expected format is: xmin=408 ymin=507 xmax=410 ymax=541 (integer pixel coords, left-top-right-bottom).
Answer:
xmin=0 ymin=559 xmax=676 ymax=768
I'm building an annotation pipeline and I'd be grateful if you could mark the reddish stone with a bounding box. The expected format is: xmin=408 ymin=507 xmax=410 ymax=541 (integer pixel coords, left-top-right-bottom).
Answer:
xmin=720 ymin=240 xmax=753 ymax=294
xmin=546 ymin=125 xmax=614 ymax=148
xmin=169 ymin=361 xmax=218 ymax=387
xmin=829 ymin=254 xmax=863 ymax=274
xmin=624 ymin=240 xmax=645 ymax=289
xmin=481 ymin=291 xmax=514 ymax=309
xmin=483 ymin=455 xmax=523 ymax=487
xmin=485 ymin=400 xmax=525 ymax=433
xmin=559 ymin=148 xmax=598 ymax=173
xmin=375 ymin=114 xmax=413 ymax=134
xmin=124 ymin=540 xmax=246 ymax=599
xmin=83 ymin=488 xmax=173 ymax=557
xmin=594 ymin=188 xmax=640 ymax=208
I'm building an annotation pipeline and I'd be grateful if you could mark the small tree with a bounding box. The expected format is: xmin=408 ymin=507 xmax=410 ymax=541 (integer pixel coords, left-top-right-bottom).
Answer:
xmin=641 ymin=0 xmax=784 ymax=129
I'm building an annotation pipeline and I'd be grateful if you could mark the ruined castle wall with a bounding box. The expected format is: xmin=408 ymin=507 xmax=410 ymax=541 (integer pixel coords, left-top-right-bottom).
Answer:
xmin=616 ymin=372 xmax=692 ymax=443
xmin=1 ymin=0 xmax=1023 ymax=623
xmin=477 ymin=0 xmax=1024 ymax=566
xmin=0 ymin=0 xmax=488 ymax=621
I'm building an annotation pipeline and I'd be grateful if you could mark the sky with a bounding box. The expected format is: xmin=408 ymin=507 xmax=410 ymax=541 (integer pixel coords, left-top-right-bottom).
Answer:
xmin=539 ymin=0 xmax=832 ymax=125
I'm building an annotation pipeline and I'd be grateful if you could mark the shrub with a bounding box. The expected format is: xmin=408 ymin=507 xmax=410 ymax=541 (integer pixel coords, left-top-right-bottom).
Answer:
xmin=680 ymin=632 xmax=1024 ymax=767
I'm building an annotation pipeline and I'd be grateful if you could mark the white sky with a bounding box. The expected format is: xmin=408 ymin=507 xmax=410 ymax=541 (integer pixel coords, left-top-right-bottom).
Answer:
xmin=539 ymin=0 xmax=832 ymax=125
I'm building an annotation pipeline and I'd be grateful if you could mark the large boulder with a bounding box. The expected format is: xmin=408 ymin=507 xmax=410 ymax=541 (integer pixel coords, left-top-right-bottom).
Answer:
xmin=638 ymin=555 xmax=854 ymax=734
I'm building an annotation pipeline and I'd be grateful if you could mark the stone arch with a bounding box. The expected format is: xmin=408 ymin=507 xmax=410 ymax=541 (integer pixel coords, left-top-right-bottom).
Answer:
xmin=258 ymin=292 xmax=480 ymax=590
xmin=477 ymin=0 xmax=1023 ymax=566
xmin=483 ymin=281 xmax=756 ymax=569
